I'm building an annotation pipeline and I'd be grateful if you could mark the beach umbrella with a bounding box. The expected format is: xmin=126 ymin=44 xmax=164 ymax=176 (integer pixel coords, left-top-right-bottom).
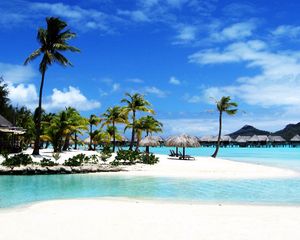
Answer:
xmin=140 ymin=136 xmax=163 ymax=153
xmin=165 ymin=134 xmax=200 ymax=159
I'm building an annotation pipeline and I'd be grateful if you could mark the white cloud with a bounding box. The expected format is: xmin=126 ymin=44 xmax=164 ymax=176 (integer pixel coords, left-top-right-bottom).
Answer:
xmin=126 ymin=78 xmax=144 ymax=83
xmin=189 ymin=40 xmax=300 ymax=107
xmin=8 ymin=83 xmax=38 ymax=109
xmin=112 ymin=83 xmax=120 ymax=92
xmin=175 ymin=25 xmax=197 ymax=43
xmin=210 ymin=21 xmax=256 ymax=42
xmin=144 ymin=86 xmax=167 ymax=98
xmin=29 ymin=2 xmax=117 ymax=32
xmin=117 ymin=10 xmax=149 ymax=22
xmin=0 ymin=63 xmax=36 ymax=84
xmin=169 ymin=76 xmax=181 ymax=85
xmin=272 ymin=25 xmax=300 ymax=39
xmin=44 ymin=86 xmax=101 ymax=111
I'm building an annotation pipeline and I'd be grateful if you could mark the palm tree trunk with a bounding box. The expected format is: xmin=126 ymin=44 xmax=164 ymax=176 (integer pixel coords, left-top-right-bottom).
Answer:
xmin=129 ymin=111 xmax=135 ymax=150
xmin=89 ymin=123 xmax=93 ymax=150
xmin=212 ymin=111 xmax=222 ymax=158
xmin=63 ymin=135 xmax=70 ymax=151
xmin=112 ymin=121 xmax=116 ymax=152
xmin=32 ymin=69 xmax=46 ymax=155
xmin=74 ymin=132 xmax=77 ymax=150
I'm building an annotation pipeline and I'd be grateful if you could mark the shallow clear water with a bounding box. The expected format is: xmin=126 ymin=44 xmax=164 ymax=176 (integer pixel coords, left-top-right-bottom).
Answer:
xmin=1 ymin=174 xmax=300 ymax=208
xmin=142 ymin=146 xmax=300 ymax=171
xmin=1 ymin=146 xmax=300 ymax=208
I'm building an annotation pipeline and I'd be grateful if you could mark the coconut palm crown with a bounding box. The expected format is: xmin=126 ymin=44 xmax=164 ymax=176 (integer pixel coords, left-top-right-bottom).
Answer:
xmin=24 ymin=17 xmax=80 ymax=155
xmin=211 ymin=96 xmax=238 ymax=158
xmin=102 ymin=106 xmax=128 ymax=152
xmin=121 ymin=93 xmax=154 ymax=150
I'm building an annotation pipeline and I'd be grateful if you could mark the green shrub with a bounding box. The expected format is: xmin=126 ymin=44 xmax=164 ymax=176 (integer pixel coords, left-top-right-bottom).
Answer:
xmin=84 ymin=154 xmax=99 ymax=164
xmin=100 ymin=152 xmax=112 ymax=162
xmin=111 ymin=150 xmax=141 ymax=166
xmin=2 ymin=153 xmax=33 ymax=167
xmin=102 ymin=145 xmax=112 ymax=154
xmin=63 ymin=153 xmax=87 ymax=166
xmin=140 ymin=153 xmax=159 ymax=165
xmin=52 ymin=153 xmax=61 ymax=161
xmin=40 ymin=158 xmax=58 ymax=167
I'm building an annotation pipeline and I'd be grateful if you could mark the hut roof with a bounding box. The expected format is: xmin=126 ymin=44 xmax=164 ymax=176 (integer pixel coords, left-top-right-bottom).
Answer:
xmin=268 ymin=135 xmax=286 ymax=142
xmin=0 ymin=114 xmax=13 ymax=127
xmin=199 ymin=135 xmax=214 ymax=142
xmin=248 ymin=135 xmax=269 ymax=142
xmin=165 ymin=134 xmax=200 ymax=148
xmin=140 ymin=136 xmax=163 ymax=147
xmin=234 ymin=135 xmax=251 ymax=143
xmin=290 ymin=134 xmax=300 ymax=142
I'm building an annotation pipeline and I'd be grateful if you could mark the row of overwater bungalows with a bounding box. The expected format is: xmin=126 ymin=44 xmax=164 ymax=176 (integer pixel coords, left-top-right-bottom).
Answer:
xmin=198 ymin=134 xmax=300 ymax=147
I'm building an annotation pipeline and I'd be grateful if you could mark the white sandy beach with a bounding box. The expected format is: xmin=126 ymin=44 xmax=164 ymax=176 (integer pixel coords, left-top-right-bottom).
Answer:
xmin=1 ymin=150 xmax=300 ymax=240
xmin=2 ymin=148 xmax=296 ymax=179
xmin=0 ymin=198 xmax=300 ymax=240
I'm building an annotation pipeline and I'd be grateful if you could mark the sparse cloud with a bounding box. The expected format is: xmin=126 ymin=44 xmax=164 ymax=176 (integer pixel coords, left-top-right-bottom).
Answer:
xmin=272 ymin=25 xmax=300 ymax=39
xmin=169 ymin=76 xmax=181 ymax=85
xmin=189 ymin=39 xmax=300 ymax=107
xmin=210 ymin=21 xmax=257 ymax=42
xmin=0 ymin=62 xmax=36 ymax=84
xmin=144 ymin=86 xmax=168 ymax=98
xmin=174 ymin=24 xmax=198 ymax=43
xmin=126 ymin=78 xmax=144 ymax=83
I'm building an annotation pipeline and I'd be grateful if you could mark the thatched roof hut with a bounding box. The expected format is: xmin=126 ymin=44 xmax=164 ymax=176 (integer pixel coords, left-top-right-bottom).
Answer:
xmin=165 ymin=134 xmax=200 ymax=148
xmin=199 ymin=135 xmax=214 ymax=142
xmin=165 ymin=134 xmax=199 ymax=159
xmin=234 ymin=135 xmax=251 ymax=143
xmin=140 ymin=136 xmax=163 ymax=147
xmin=290 ymin=134 xmax=300 ymax=142
xmin=248 ymin=135 xmax=269 ymax=142
xmin=268 ymin=135 xmax=286 ymax=142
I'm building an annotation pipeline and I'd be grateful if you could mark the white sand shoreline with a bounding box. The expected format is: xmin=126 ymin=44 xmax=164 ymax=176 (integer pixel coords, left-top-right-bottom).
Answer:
xmin=1 ymin=198 xmax=300 ymax=240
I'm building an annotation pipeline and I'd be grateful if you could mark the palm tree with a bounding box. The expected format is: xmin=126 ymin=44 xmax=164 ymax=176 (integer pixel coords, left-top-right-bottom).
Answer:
xmin=211 ymin=96 xmax=238 ymax=158
xmin=102 ymin=106 xmax=127 ymax=152
xmin=24 ymin=17 xmax=80 ymax=155
xmin=62 ymin=107 xmax=88 ymax=151
xmin=124 ymin=116 xmax=163 ymax=152
xmin=121 ymin=93 xmax=154 ymax=150
xmin=88 ymin=114 xmax=101 ymax=150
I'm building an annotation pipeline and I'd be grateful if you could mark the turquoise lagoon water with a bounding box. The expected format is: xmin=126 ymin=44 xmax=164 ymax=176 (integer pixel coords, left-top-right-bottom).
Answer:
xmin=0 ymin=147 xmax=300 ymax=208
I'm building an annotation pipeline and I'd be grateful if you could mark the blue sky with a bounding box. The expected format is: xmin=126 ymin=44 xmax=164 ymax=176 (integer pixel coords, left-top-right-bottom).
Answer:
xmin=1 ymin=0 xmax=300 ymax=136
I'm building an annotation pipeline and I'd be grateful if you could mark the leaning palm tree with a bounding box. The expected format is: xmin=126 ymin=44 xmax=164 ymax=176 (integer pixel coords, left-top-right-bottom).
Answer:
xmin=139 ymin=115 xmax=163 ymax=137
xmin=121 ymin=93 xmax=154 ymax=150
xmin=24 ymin=17 xmax=80 ymax=155
xmin=88 ymin=114 xmax=101 ymax=150
xmin=102 ymin=106 xmax=127 ymax=152
xmin=211 ymin=96 xmax=238 ymax=158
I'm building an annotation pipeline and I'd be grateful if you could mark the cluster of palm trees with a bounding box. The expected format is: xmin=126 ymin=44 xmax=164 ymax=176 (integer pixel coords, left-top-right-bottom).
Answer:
xmin=37 ymin=93 xmax=162 ymax=153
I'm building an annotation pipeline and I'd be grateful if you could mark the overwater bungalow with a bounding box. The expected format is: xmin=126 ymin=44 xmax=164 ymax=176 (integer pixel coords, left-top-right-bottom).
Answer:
xmin=290 ymin=135 xmax=300 ymax=147
xmin=268 ymin=135 xmax=286 ymax=147
xmin=0 ymin=114 xmax=25 ymax=153
xmin=247 ymin=135 xmax=269 ymax=147
xmin=234 ymin=135 xmax=251 ymax=147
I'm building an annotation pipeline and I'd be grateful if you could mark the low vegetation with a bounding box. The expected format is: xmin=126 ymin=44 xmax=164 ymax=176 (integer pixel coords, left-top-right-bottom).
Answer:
xmin=111 ymin=150 xmax=159 ymax=166
xmin=1 ymin=153 xmax=33 ymax=167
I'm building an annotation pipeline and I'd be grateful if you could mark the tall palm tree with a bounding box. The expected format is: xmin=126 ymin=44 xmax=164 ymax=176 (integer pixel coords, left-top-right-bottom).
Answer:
xmin=88 ymin=114 xmax=101 ymax=150
xmin=24 ymin=17 xmax=80 ymax=155
xmin=121 ymin=93 xmax=154 ymax=150
xmin=211 ymin=96 xmax=238 ymax=158
xmin=102 ymin=106 xmax=127 ymax=152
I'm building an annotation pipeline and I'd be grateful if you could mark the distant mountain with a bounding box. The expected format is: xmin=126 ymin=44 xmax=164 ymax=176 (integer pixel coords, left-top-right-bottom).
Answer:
xmin=229 ymin=125 xmax=270 ymax=138
xmin=274 ymin=122 xmax=300 ymax=140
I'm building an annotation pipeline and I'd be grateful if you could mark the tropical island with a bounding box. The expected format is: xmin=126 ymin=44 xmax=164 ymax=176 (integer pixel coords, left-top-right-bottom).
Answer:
xmin=1 ymin=4 xmax=300 ymax=240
